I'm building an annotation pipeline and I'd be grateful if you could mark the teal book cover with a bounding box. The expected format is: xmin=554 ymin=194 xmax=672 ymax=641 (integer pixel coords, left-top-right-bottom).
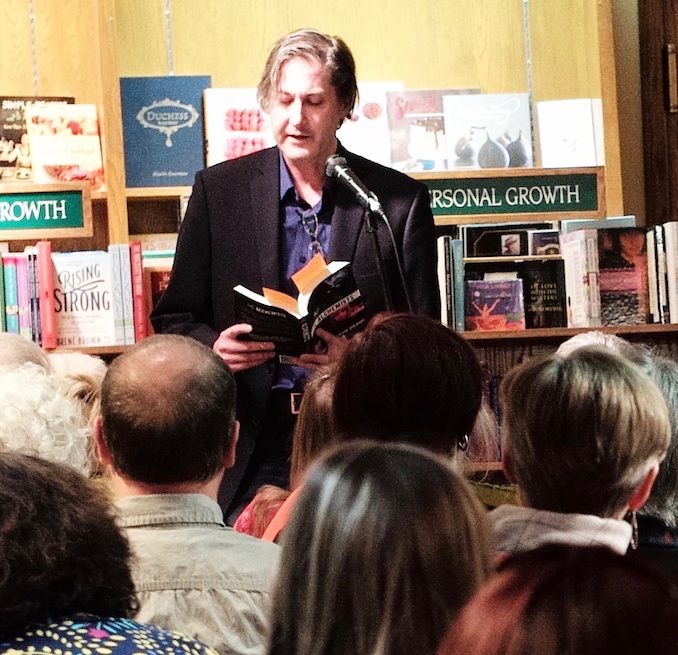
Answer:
xmin=120 ymin=76 xmax=211 ymax=187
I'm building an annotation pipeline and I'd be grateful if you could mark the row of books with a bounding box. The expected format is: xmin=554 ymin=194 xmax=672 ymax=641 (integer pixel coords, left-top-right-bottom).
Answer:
xmin=438 ymin=217 xmax=676 ymax=332
xmin=0 ymin=240 xmax=160 ymax=349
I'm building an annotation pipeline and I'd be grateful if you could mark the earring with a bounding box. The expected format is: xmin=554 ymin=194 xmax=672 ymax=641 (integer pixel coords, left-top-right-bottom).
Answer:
xmin=457 ymin=434 xmax=469 ymax=451
xmin=630 ymin=510 xmax=639 ymax=550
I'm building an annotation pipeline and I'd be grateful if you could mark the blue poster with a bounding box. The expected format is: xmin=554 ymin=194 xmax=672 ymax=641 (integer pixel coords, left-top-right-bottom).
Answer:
xmin=120 ymin=76 xmax=211 ymax=188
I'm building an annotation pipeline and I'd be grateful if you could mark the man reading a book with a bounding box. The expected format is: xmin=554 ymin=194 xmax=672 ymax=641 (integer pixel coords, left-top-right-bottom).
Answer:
xmin=151 ymin=28 xmax=440 ymax=523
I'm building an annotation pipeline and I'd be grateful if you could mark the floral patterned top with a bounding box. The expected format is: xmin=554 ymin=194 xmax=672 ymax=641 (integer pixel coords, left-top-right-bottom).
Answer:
xmin=0 ymin=616 xmax=220 ymax=655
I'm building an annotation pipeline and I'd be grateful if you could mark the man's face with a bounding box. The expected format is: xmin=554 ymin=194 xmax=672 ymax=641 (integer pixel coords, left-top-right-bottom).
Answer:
xmin=268 ymin=56 xmax=347 ymax=169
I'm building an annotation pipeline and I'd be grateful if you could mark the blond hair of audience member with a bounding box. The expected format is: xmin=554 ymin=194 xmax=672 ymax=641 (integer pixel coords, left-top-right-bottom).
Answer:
xmin=0 ymin=363 xmax=91 ymax=476
xmin=234 ymin=364 xmax=337 ymax=537
xmin=267 ymin=441 xmax=494 ymax=655
xmin=436 ymin=545 xmax=678 ymax=655
xmin=501 ymin=346 xmax=670 ymax=518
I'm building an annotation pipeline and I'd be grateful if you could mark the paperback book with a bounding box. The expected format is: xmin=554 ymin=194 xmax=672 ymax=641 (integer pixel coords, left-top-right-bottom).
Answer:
xmin=233 ymin=253 xmax=366 ymax=359
xmin=203 ymin=87 xmax=274 ymax=167
xmin=0 ymin=96 xmax=74 ymax=181
xmin=24 ymin=103 xmax=105 ymax=190
xmin=597 ymin=227 xmax=649 ymax=326
xmin=51 ymin=250 xmax=117 ymax=347
xmin=120 ymin=76 xmax=211 ymax=187
xmin=386 ymin=87 xmax=479 ymax=172
xmin=465 ymin=278 xmax=526 ymax=332
xmin=559 ymin=229 xmax=601 ymax=328
xmin=443 ymin=92 xmax=533 ymax=170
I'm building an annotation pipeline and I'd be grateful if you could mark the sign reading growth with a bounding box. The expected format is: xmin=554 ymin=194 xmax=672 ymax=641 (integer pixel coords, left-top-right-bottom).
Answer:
xmin=0 ymin=183 xmax=92 ymax=238
xmin=416 ymin=168 xmax=603 ymax=218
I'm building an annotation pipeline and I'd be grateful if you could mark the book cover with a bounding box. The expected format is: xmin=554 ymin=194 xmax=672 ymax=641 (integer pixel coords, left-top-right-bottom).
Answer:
xmin=143 ymin=264 xmax=172 ymax=335
xmin=559 ymin=229 xmax=601 ymax=328
xmin=462 ymin=221 xmax=557 ymax=258
xmin=51 ymin=250 xmax=117 ymax=347
xmin=36 ymin=240 xmax=56 ymax=349
xmin=537 ymin=98 xmax=605 ymax=168
xmin=528 ymin=229 xmax=561 ymax=256
xmin=203 ymin=87 xmax=274 ymax=167
xmin=120 ymin=76 xmax=211 ymax=187
xmin=130 ymin=240 xmax=148 ymax=342
xmin=24 ymin=103 xmax=105 ymax=191
xmin=559 ymin=215 xmax=637 ymax=233
xmin=2 ymin=254 xmax=19 ymax=334
xmin=0 ymin=96 xmax=74 ymax=181
xmin=465 ymin=278 xmax=526 ymax=331
xmin=233 ymin=254 xmax=367 ymax=358
xmin=443 ymin=92 xmax=533 ymax=169
xmin=386 ymin=87 xmax=479 ymax=172
xmin=465 ymin=258 xmax=567 ymax=329
xmin=336 ymin=81 xmax=404 ymax=167
xmin=597 ymin=227 xmax=649 ymax=326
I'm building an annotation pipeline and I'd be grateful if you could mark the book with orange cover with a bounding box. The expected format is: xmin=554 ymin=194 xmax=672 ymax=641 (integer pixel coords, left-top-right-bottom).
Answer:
xmin=36 ymin=241 xmax=56 ymax=349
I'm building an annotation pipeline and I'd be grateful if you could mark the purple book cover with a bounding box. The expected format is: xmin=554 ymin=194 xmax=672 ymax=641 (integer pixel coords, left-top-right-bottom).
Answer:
xmin=465 ymin=278 xmax=526 ymax=331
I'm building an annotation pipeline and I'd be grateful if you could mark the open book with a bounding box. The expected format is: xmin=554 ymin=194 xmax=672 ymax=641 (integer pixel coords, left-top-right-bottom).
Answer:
xmin=233 ymin=254 xmax=366 ymax=359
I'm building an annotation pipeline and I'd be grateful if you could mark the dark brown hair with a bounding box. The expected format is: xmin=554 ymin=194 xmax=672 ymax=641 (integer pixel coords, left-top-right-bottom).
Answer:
xmin=333 ymin=313 xmax=483 ymax=453
xmin=0 ymin=452 xmax=137 ymax=639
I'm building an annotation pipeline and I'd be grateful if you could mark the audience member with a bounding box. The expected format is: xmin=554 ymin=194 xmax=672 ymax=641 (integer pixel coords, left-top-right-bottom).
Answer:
xmin=234 ymin=364 xmax=337 ymax=538
xmin=437 ymin=545 xmax=678 ymax=655
xmin=0 ymin=362 xmax=91 ymax=475
xmin=267 ymin=441 xmax=494 ymax=655
xmin=95 ymin=334 xmax=280 ymax=655
xmin=494 ymin=345 xmax=670 ymax=556
xmin=0 ymin=451 xmax=218 ymax=655
xmin=333 ymin=312 xmax=485 ymax=455
xmin=0 ymin=331 xmax=53 ymax=369
xmin=633 ymin=354 xmax=678 ymax=568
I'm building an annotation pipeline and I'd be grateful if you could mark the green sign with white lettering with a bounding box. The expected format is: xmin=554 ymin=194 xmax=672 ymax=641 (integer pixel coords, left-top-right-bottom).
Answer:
xmin=421 ymin=171 xmax=601 ymax=217
xmin=0 ymin=184 xmax=92 ymax=238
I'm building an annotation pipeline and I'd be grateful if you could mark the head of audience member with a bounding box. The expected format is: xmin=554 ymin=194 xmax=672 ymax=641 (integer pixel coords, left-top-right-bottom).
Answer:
xmin=267 ymin=441 xmax=494 ymax=655
xmin=0 ymin=332 xmax=52 ymax=369
xmin=257 ymin=28 xmax=358 ymax=126
xmin=0 ymin=451 xmax=137 ymax=640
xmin=332 ymin=312 xmax=484 ymax=455
xmin=436 ymin=545 xmax=678 ymax=655
xmin=290 ymin=363 xmax=338 ymax=487
xmin=0 ymin=362 xmax=91 ymax=476
xmin=500 ymin=346 xmax=670 ymax=518
xmin=234 ymin=364 xmax=338 ymax=537
xmin=640 ymin=355 xmax=678 ymax=528
xmin=556 ymin=329 xmax=653 ymax=369
xmin=96 ymin=334 xmax=238 ymax=498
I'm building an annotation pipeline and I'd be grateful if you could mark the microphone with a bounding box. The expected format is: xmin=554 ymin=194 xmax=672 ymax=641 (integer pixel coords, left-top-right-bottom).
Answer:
xmin=325 ymin=155 xmax=385 ymax=217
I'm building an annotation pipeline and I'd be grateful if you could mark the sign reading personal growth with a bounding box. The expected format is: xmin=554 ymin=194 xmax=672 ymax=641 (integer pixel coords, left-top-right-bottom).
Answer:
xmin=413 ymin=167 xmax=605 ymax=222
xmin=0 ymin=183 xmax=93 ymax=239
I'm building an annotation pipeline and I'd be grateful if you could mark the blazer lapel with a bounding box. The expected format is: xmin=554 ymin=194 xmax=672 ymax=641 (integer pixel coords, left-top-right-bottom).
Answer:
xmin=250 ymin=148 xmax=282 ymax=291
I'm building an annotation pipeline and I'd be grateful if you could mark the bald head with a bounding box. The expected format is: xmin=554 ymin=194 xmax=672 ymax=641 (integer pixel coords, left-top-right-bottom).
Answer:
xmin=101 ymin=335 xmax=237 ymax=485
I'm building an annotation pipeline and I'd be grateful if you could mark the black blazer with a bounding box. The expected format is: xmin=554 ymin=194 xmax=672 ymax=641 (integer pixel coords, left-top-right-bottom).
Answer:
xmin=151 ymin=145 xmax=440 ymax=508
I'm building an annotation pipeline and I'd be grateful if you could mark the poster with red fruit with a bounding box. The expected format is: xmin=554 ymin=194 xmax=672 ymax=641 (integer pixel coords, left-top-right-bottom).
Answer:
xmin=24 ymin=104 xmax=105 ymax=191
xmin=442 ymin=92 xmax=533 ymax=171
xmin=203 ymin=88 xmax=275 ymax=167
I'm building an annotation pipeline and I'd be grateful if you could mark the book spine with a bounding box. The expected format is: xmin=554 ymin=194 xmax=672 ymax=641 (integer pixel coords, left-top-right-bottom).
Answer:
xmin=664 ymin=222 xmax=678 ymax=323
xmin=437 ymin=235 xmax=453 ymax=326
xmin=118 ymin=243 xmax=135 ymax=344
xmin=107 ymin=244 xmax=127 ymax=346
xmin=36 ymin=241 xmax=56 ymax=349
xmin=24 ymin=247 xmax=41 ymax=345
xmin=15 ymin=253 xmax=31 ymax=340
xmin=0 ymin=253 xmax=6 ymax=333
xmin=655 ymin=224 xmax=670 ymax=323
xmin=130 ymin=240 xmax=148 ymax=342
xmin=2 ymin=255 xmax=19 ymax=334
xmin=646 ymin=228 xmax=660 ymax=323
xmin=451 ymin=238 xmax=465 ymax=331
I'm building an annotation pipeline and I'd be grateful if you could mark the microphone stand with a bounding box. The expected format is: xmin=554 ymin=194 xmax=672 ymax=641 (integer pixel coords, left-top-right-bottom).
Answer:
xmin=364 ymin=206 xmax=394 ymax=312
